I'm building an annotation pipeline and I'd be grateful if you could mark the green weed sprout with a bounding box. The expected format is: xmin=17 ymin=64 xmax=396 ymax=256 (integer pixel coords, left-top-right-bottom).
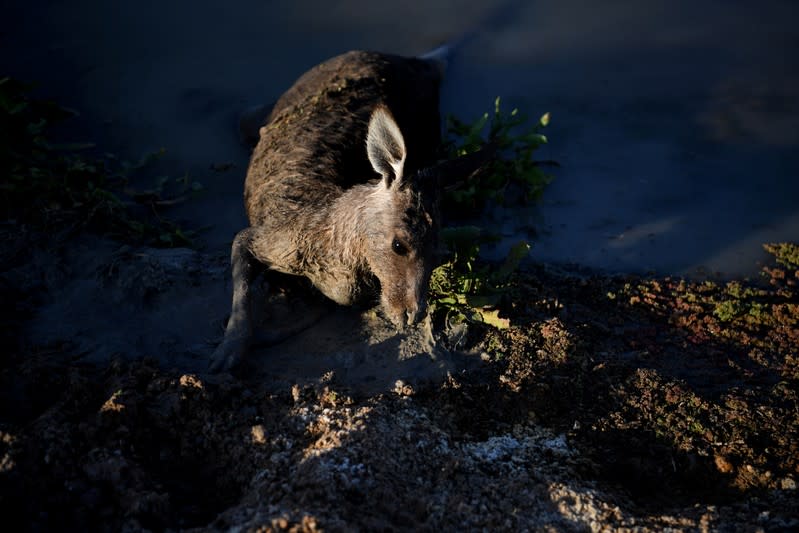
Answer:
xmin=430 ymin=98 xmax=555 ymax=329
xmin=444 ymin=96 xmax=554 ymax=212
xmin=0 ymin=77 xmax=202 ymax=247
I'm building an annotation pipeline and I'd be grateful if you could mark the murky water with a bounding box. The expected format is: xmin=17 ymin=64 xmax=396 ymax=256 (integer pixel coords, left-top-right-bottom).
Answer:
xmin=3 ymin=0 xmax=798 ymax=277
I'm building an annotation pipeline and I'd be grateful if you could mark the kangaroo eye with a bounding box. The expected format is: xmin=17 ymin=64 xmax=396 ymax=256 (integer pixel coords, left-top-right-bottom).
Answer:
xmin=392 ymin=237 xmax=408 ymax=256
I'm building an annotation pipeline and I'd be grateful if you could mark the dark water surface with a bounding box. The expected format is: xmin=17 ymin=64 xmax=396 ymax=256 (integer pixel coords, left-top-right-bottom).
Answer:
xmin=3 ymin=0 xmax=798 ymax=277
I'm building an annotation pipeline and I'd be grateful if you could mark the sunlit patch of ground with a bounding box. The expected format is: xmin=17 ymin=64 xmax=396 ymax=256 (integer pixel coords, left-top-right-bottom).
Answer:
xmin=1 ymin=242 xmax=796 ymax=531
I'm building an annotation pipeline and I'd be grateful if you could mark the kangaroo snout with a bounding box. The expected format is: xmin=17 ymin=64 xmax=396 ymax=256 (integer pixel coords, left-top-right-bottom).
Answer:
xmin=384 ymin=298 xmax=427 ymax=330
xmin=380 ymin=274 xmax=430 ymax=330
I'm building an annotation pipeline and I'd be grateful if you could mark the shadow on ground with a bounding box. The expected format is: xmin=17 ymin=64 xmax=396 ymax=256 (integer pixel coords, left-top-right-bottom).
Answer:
xmin=1 ymin=236 xmax=796 ymax=530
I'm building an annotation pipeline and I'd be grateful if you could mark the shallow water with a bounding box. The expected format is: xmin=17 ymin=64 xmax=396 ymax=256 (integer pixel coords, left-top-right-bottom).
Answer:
xmin=3 ymin=0 xmax=798 ymax=277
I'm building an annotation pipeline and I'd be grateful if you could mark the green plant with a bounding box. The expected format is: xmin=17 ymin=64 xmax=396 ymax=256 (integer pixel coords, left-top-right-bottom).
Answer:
xmin=763 ymin=242 xmax=799 ymax=271
xmin=0 ymin=77 xmax=202 ymax=247
xmin=429 ymin=227 xmax=529 ymax=328
xmin=444 ymin=96 xmax=554 ymax=213
xmin=428 ymin=98 xmax=554 ymax=329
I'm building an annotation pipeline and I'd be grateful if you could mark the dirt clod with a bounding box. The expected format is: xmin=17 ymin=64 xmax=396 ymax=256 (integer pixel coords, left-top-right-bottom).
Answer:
xmin=2 ymin=239 xmax=798 ymax=531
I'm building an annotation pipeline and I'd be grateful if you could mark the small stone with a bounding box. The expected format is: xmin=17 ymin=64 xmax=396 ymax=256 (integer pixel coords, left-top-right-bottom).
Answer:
xmin=780 ymin=477 xmax=796 ymax=490
xmin=251 ymin=424 xmax=267 ymax=444
xmin=393 ymin=380 xmax=414 ymax=396
xmin=291 ymin=384 xmax=301 ymax=403
xmin=714 ymin=454 xmax=734 ymax=474
xmin=179 ymin=374 xmax=203 ymax=389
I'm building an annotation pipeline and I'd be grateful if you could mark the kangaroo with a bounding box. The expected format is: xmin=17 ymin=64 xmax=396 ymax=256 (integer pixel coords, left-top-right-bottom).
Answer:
xmin=211 ymin=49 xmax=489 ymax=372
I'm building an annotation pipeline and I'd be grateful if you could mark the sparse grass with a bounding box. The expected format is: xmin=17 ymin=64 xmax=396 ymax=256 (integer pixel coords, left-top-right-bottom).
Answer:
xmin=0 ymin=77 xmax=202 ymax=247
xmin=763 ymin=242 xmax=799 ymax=270
xmin=623 ymin=243 xmax=799 ymax=380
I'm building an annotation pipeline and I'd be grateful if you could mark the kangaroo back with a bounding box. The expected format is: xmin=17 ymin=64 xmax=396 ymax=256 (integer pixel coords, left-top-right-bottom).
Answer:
xmin=211 ymin=48 xmax=490 ymax=372
xmin=244 ymin=51 xmax=443 ymax=227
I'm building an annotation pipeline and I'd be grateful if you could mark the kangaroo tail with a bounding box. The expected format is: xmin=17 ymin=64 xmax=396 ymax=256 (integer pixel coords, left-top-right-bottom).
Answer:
xmin=418 ymin=0 xmax=523 ymax=78
xmin=418 ymin=34 xmax=473 ymax=79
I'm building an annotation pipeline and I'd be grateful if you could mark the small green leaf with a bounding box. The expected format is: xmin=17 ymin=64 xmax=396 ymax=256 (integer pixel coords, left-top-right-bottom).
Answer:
xmin=479 ymin=308 xmax=510 ymax=329
xmin=524 ymin=133 xmax=548 ymax=145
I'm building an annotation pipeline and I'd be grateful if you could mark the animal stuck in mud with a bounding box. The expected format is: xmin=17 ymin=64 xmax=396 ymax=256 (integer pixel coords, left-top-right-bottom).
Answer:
xmin=211 ymin=50 xmax=491 ymax=372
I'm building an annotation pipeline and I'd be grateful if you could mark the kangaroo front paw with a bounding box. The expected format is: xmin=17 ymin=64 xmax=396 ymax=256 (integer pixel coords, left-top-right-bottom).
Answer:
xmin=209 ymin=335 xmax=249 ymax=373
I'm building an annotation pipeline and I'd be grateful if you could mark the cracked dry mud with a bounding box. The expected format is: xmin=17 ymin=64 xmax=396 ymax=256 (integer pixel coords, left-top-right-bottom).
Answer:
xmin=1 ymin=232 xmax=798 ymax=531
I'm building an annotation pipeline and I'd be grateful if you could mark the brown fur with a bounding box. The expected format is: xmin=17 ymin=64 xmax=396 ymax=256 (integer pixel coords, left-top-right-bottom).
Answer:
xmin=211 ymin=50 xmax=477 ymax=372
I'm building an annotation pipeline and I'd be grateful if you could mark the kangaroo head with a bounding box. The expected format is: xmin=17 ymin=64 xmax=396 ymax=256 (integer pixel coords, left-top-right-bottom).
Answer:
xmin=364 ymin=105 xmax=439 ymax=329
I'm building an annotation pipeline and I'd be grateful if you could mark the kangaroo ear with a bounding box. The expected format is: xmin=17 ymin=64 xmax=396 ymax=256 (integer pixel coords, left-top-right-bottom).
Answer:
xmin=367 ymin=105 xmax=407 ymax=188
